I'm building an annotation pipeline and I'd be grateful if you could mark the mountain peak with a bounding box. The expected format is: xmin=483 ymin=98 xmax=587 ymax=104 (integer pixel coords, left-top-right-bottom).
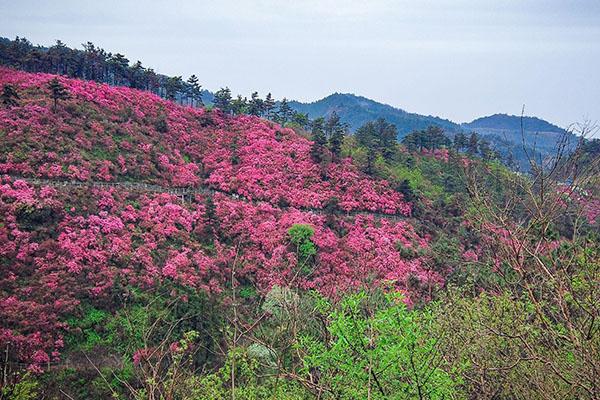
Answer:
xmin=464 ymin=113 xmax=565 ymax=133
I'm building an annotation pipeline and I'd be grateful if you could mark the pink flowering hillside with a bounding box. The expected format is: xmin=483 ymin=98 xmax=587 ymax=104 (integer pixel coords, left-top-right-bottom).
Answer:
xmin=0 ymin=69 xmax=441 ymax=369
xmin=0 ymin=67 xmax=409 ymax=214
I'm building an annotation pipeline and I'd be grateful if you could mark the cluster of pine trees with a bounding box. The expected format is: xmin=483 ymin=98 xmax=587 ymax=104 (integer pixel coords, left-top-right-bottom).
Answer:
xmin=0 ymin=36 xmax=306 ymax=124
xmin=212 ymin=88 xmax=309 ymax=127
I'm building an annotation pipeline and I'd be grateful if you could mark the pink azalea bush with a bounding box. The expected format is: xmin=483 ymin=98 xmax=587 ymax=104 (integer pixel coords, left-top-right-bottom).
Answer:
xmin=0 ymin=67 xmax=409 ymax=214
xmin=0 ymin=68 xmax=432 ymax=370
xmin=0 ymin=177 xmax=436 ymax=369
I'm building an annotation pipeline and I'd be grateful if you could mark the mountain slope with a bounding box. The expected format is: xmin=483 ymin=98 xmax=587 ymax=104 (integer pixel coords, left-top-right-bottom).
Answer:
xmin=289 ymin=93 xmax=461 ymax=137
xmin=463 ymin=113 xmax=565 ymax=133
xmin=290 ymin=94 xmax=575 ymax=170
xmin=462 ymin=114 xmax=577 ymax=170
xmin=0 ymin=68 xmax=441 ymax=369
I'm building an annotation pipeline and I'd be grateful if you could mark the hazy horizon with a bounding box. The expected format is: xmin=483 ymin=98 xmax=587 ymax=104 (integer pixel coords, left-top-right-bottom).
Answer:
xmin=1 ymin=0 xmax=599 ymax=131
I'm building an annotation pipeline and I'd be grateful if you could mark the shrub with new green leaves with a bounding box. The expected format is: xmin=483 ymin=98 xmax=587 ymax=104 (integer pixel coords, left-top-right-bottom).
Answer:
xmin=287 ymin=224 xmax=317 ymax=274
xmin=299 ymin=291 xmax=458 ymax=399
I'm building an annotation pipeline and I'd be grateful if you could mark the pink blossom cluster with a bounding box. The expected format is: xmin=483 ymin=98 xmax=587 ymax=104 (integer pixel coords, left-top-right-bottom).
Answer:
xmin=0 ymin=177 xmax=436 ymax=368
xmin=0 ymin=67 xmax=409 ymax=214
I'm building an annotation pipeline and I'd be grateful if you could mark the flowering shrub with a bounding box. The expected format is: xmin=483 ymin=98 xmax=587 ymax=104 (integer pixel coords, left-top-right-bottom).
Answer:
xmin=0 ymin=67 xmax=409 ymax=214
xmin=0 ymin=177 xmax=436 ymax=369
xmin=0 ymin=68 xmax=428 ymax=370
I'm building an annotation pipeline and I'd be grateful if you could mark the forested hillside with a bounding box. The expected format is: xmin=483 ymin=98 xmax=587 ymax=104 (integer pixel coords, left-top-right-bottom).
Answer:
xmin=0 ymin=66 xmax=598 ymax=400
xmin=1 ymin=36 xmax=578 ymax=173
xmin=288 ymin=93 xmax=460 ymax=135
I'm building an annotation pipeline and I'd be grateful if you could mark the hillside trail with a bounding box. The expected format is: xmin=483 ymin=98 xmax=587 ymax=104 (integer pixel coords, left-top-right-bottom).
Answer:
xmin=5 ymin=175 xmax=407 ymax=222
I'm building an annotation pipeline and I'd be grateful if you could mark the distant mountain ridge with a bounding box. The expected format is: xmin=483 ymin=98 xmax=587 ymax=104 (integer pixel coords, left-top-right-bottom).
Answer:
xmin=289 ymin=93 xmax=575 ymax=170
xmin=288 ymin=93 xmax=460 ymax=136
xmin=463 ymin=113 xmax=565 ymax=134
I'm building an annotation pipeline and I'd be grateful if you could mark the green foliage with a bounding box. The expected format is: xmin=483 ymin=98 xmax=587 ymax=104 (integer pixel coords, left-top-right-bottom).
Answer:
xmin=288 ymin=224 xmax=317 ymax=273
xmin=1 ymin=373 xmax=39 ymax=400
xmin=178 ymin=346 xmax=310 ymax=400
xmin=47 ymin=77 xmax=70 ymax=111
xmin=402 ymin=126 xmax=450 ymax=152
xmin=299 ymin=291 xmax=458 ymax=399
xmin=1 ymin=84 xmax=19 ymax=107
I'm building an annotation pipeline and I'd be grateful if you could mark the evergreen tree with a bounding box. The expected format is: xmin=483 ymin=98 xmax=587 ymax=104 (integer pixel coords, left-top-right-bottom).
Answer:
xmin=276 ymin=98 xmax=293 ymax=125
xmin=128 ymin=61 xmax=146 ymax=89
xmin=248 ymin=92 xmax=264 ymax=116
xmin=402 ymin=126 xmax=450 ymax=152
xmin=365 ymin=147 xmax=377 ymax=175
xmin=376 ymin=118 xmax=398 ymax=159
xmin=213 ymin=87 xmax=233 ymax=115
xmin=1 ymin=84 xmax=19 ymax=108
xmin=356 ymin=118 xmax=397 ymax=160
xmin=467 ymin=132 xmax=479 ymax=155
xmin=453 ymin=132 xmax=467 ymax=151
xmin=186 ymin=75 xmax=203 ymax=107
xmin=47 ymin=77 xmax=70 ymax=111
xmin=108 ymin=53 xmax=130 ymax=85
xmin=324 ymin=111 xmax=341 ymax=138
xmin=325 ymin=112 xmax=346 ymax=160
xmin=291 ymin=112 xmax=310 ymax=129
xmin=329 ymin=125 xmax=345 ymax=160
xmin=165 ymin=76 xmax=184 ymax=101
xmin=423 ymin=125 xmax=450 ymax=150
xmin=203 ymin=195 xmax=219 ymax=237
xmin=231 ymin=95 xmax=248 ymax=115
xmin=478 ymin=139 xmax=494 ymax=160
xmin=264 ymin=93 xmax=275 ymax=119
xmin=396 ymin=179 xmax=415 ymax=202
xmin=310 ymin=117 xmax=327 ymax=163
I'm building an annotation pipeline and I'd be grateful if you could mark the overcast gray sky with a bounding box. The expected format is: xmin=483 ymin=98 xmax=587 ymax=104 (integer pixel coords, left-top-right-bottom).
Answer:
xmin=1 ymin=0 xmax=599 ymax=129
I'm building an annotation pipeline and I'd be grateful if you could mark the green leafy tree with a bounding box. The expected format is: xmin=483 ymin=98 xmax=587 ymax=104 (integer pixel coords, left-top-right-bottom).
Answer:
xmin=288 ymin=224 xmax=317 ymax=274
xmin=300 ymin=291 xmax=457 ymax=399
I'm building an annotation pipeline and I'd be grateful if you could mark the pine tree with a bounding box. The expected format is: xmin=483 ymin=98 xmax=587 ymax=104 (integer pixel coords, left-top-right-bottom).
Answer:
xmin=1 ymin=84 xmax=19 ymax=108
xmin=248 ymin=92 xmax=264 ymax=116
xmin=326 ymin=112 xmax=346 ymax=160
xmin=375 ymin=118 xmax=398 ymax=160
xmin=186 ymin=75 xmax=203 ymax=107
xmin=453 ymin=132 xmax=467 ymax=151
xmin=165 ymin=76 xmax=184 ymax=101
xmin=365 ymin=147 xmax=377 ymax=175
xmin=310 ymin=117 xmax=327 ymax=163
xmin=291 ymin=112 xmax=310 ymax=129
xmin=467 ymin=132 xmax=479 ymax=155
xmin=478 ymin=139 xmax=494 ymax=160
xmin=324 ymin=111 xmax=341 ymax=138
xmin=213 ymin=87 xmax=233 ymax=115
xmin=276 ymin=98 xmax=292 ymax=125
xmin=264 ymin=93 xmax=275 ymax=119
xmin=231 ymin=95 xmax=248 ymax=115
xmin=47 ymin=77 xmax=70 ymax=111
xmin=129 ymin=61 xmax=146 ymax=89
